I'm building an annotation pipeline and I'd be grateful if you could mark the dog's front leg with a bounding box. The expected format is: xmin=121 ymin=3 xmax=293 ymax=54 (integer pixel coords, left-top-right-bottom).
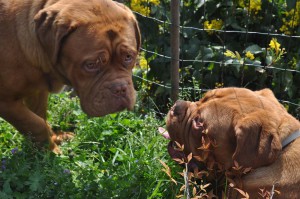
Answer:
xmin=24 ymin=90 xmax=49 ymax=119
xmin=0 ymin=100 xmax=60 ymax=153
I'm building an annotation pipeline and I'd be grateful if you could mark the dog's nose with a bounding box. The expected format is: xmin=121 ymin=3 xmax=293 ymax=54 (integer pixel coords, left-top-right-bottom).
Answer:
xmin=111 ymin=83 xmax=128 ymax=97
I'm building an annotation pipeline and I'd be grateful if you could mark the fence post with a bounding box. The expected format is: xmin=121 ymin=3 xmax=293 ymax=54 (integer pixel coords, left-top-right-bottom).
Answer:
xmin=170 ymin=0 xmax=180 ymax=102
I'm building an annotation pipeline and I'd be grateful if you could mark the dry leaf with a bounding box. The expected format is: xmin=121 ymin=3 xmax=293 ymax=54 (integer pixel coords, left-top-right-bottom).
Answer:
xmin=159 ymin=159 xmax=177 ymax=185
xmin=243 ymin=167 xmax=252 ymax=174
xmin=234 ymin=188 xmax=249 ymax=199
xmin=180 ymin=185 xmax=186 ymax=192
xmin=193 ymin=186 xmax=197 ymax=196
xmin=187 ymin=153 xmax=193 ymax=163
xmin=232 ymin=160 xmax=243 ymax=171
xmin=178 ymin=172 xmax=184 ymax=177
xmin=173 ymin=158 xmax=185 ymax=164
xmin=175 ymin=141 xmax=184 ymax=151
xmin=198 ymin=136 xmax=211 ymax=151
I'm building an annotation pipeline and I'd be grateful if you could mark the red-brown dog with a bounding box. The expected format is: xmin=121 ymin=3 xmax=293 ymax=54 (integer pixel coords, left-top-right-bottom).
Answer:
xmin=163 ymin=87 xmax=300 ymax=198
xmin=0 ymin=0 xmax=140 ymax=153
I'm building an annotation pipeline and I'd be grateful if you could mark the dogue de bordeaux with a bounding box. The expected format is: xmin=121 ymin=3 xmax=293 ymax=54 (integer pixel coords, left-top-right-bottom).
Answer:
xmin=0 ymin=0 xmax=141 ymax=153
xmin=162 ymin=87 xmax=300 ymax=198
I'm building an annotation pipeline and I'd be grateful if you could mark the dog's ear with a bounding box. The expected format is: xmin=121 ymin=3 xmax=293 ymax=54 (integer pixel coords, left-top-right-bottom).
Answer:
xmin=132 ymin=19 xmax=141 ymax=51
xmin=113 ymin=1 xmax=141 ymax=51
xmin=232 ymin=111 xmax=282 ymax=168
xmin=34 ymin=9 xmax=77 ymax=64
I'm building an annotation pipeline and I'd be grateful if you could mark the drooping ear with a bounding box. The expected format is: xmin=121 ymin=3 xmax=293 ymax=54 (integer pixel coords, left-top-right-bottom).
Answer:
xmin=232 ymin=111 xmax=282 ymax=169
xmin=191 ymin=116 xmax=204 ymax=134
xmin=114 ymin=1 xmax=141 ymax=51
xmin=132 ymin=19 xmax=141 ymax=51
xmin=34 ymin=9 xmax=77 ymax=64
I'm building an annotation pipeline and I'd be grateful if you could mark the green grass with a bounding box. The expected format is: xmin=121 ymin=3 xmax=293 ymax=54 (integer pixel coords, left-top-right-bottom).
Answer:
xmin=0 ymin=92 xmax=182 ymax=199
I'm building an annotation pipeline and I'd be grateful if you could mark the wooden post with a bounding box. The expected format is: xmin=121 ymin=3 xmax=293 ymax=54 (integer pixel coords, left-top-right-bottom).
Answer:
xmin=170 ymin=0 xmax=180 ymax=102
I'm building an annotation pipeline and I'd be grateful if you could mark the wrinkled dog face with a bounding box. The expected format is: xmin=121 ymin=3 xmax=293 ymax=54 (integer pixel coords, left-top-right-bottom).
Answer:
xmin=36 ymin=0 xmax=141 ymax=117
xmin=60 ymin=24 xmax=138 ymax=116
xmin=164 ymin=88 xmax=287 ymax=170
xmin=166 ymin=100 xmax=203 ymax=155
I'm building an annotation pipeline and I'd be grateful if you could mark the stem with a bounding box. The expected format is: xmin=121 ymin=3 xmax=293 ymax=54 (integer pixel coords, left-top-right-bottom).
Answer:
xmin=184 ymin=163 xmax=190 ymax=199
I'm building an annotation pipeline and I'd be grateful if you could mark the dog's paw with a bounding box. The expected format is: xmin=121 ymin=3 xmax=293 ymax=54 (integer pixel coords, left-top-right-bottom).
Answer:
xmin=51 ymin=144 xmax=62 ymax=154
xmin=51 ymin=131 xmax=75 ymax=145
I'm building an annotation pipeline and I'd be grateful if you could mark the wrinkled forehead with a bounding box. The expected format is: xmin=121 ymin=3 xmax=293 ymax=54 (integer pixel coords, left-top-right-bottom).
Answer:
xmin=167 ymin=101 xmax=198 ymax=124
xmin=60 ymin=0 xmax=138 ymax=49
xmin=87 ymin=22 xmax=137 ymax=48
xmin=61 ymin=22 xmax=137 ymax=59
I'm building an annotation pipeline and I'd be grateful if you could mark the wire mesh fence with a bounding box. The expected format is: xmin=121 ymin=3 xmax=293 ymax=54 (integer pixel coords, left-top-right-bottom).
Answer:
xmin=129 ymin=0 xmax=300 ymax=118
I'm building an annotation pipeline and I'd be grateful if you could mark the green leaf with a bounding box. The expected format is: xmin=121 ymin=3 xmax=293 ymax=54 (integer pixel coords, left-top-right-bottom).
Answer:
xmin=101 ymin=130 xmax=115 ymax=136
xmin=245 ymin=44 xmax=263 ymax=54
xmin=3 ymin=180 xmax=12 ymax=194
xmin=28 ymin=172 xmax=43 ymax=192
xmin=266 ymin=55 xmax=273 ymax=65
xmin=284 ymin=71 xmax=293 ymax=87
xmin=207 ymin=62 xmax=214 ymax=71
xmin=230 ymin=22 xmax=246 ymax=31
xmin=0 ymin=192 xmax=11 ymax=199
xmin=287 ymin=0 xmax=297 ymax=10
xmin=224 ymin=59 xmax=234 ymax=65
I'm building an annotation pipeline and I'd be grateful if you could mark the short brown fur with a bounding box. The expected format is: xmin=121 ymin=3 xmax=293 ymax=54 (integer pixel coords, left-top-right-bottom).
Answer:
xmin=0 ymin=0 xmax=141 ymax=153
xmin=166 ymin=87 xmax=300 ymax=198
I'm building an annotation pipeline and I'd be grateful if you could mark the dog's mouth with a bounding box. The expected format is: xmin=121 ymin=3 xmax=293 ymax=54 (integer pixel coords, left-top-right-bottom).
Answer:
xmin=158 ymin=127 xmax=205 ymax=171
xmin=79 ymin=81 xmax=136 ymax=117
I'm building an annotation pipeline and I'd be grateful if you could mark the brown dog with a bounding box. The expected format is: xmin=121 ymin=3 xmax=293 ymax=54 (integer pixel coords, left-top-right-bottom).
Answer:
xmin=0 ymin=0 xmax=141 ymax=153
xmin=164 ymin=87 xmax=300 ymax=198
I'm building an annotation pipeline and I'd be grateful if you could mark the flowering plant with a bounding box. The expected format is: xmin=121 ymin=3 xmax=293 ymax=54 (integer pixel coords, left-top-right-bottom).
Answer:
xmin=130 ymin=0 xmax=299 ymax=116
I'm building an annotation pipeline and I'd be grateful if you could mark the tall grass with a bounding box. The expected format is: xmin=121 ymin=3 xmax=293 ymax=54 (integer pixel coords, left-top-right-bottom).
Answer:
xmin=0 ymin=92 xmax=182 ymax=199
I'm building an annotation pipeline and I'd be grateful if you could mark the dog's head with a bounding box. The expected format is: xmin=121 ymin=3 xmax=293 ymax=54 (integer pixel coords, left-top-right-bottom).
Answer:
xmin=34 ymin=0 xmax=141 ymax=116
xmin=165 ymin=88 xmax=285 ymax=170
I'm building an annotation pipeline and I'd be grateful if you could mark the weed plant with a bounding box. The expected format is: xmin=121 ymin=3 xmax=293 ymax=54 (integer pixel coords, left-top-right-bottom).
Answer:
xmin=0 ymin=92 xmax=182 ymax=199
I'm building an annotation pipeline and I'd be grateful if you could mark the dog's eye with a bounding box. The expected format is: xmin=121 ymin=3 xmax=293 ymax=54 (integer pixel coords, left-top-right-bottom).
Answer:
xmin=83 ymin=53 xmax=109 ymax=73
xmin=84 ymin=62 xmax=99 ymax=73
xmin=125 ymin=54 xmax=133 ymax=62
xmin=123 ymin=54 xmax=134 ymax=68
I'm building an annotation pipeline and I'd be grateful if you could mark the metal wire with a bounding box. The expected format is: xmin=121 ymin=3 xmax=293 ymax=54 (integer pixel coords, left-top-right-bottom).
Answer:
xmin=133 ymin=2 xmax=300 ymax=114
xmin=134 ymin=11 xmax=300 ymax=38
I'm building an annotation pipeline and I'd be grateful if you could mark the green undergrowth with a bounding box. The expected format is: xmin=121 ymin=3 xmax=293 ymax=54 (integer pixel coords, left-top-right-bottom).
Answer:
xmin=0 ymin=92 xmax=181 ymax=199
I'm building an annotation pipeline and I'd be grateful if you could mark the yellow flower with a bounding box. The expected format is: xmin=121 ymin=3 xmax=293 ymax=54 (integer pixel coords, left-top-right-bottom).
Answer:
xmin=238 ymin=0 xmax=245 ymax=7
xmin=204 ymin=21 xmax=212 ymax=29
xmin=184 ymin=1 xmax=192 ymax=7
xmin=238 ymin=0 xmax=261 ymax=15
xmin=139 ymin=55 xmax=149 ymax=70
xmin=249 ymin=0 xmax=261 ymax=14
xmin=245 ymin=51 xmax=255 ymax=60
xmin=130 ymin=0 xmax=160 ymax=16
xmin=280 ymin=2 xmax=300 ymax=35
xmin=269 ymin=38 xmax=281 ymax=55
xmin=204 ymin=19 xmax=223 ymax=35
xmin=224 ymin=50 xmax=236 ymax=58
xmin=215 ymin=82 xmax=224 ymax=88
xmin=212 ymin=19 xmax=223 ymax=30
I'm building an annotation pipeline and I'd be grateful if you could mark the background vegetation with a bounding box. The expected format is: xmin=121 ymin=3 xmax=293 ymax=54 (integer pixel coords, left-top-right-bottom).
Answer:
xmin=1 ymin=0 xmax=300 ymax=198
xmin=132 ymin=0 xmax=300 ymax=117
